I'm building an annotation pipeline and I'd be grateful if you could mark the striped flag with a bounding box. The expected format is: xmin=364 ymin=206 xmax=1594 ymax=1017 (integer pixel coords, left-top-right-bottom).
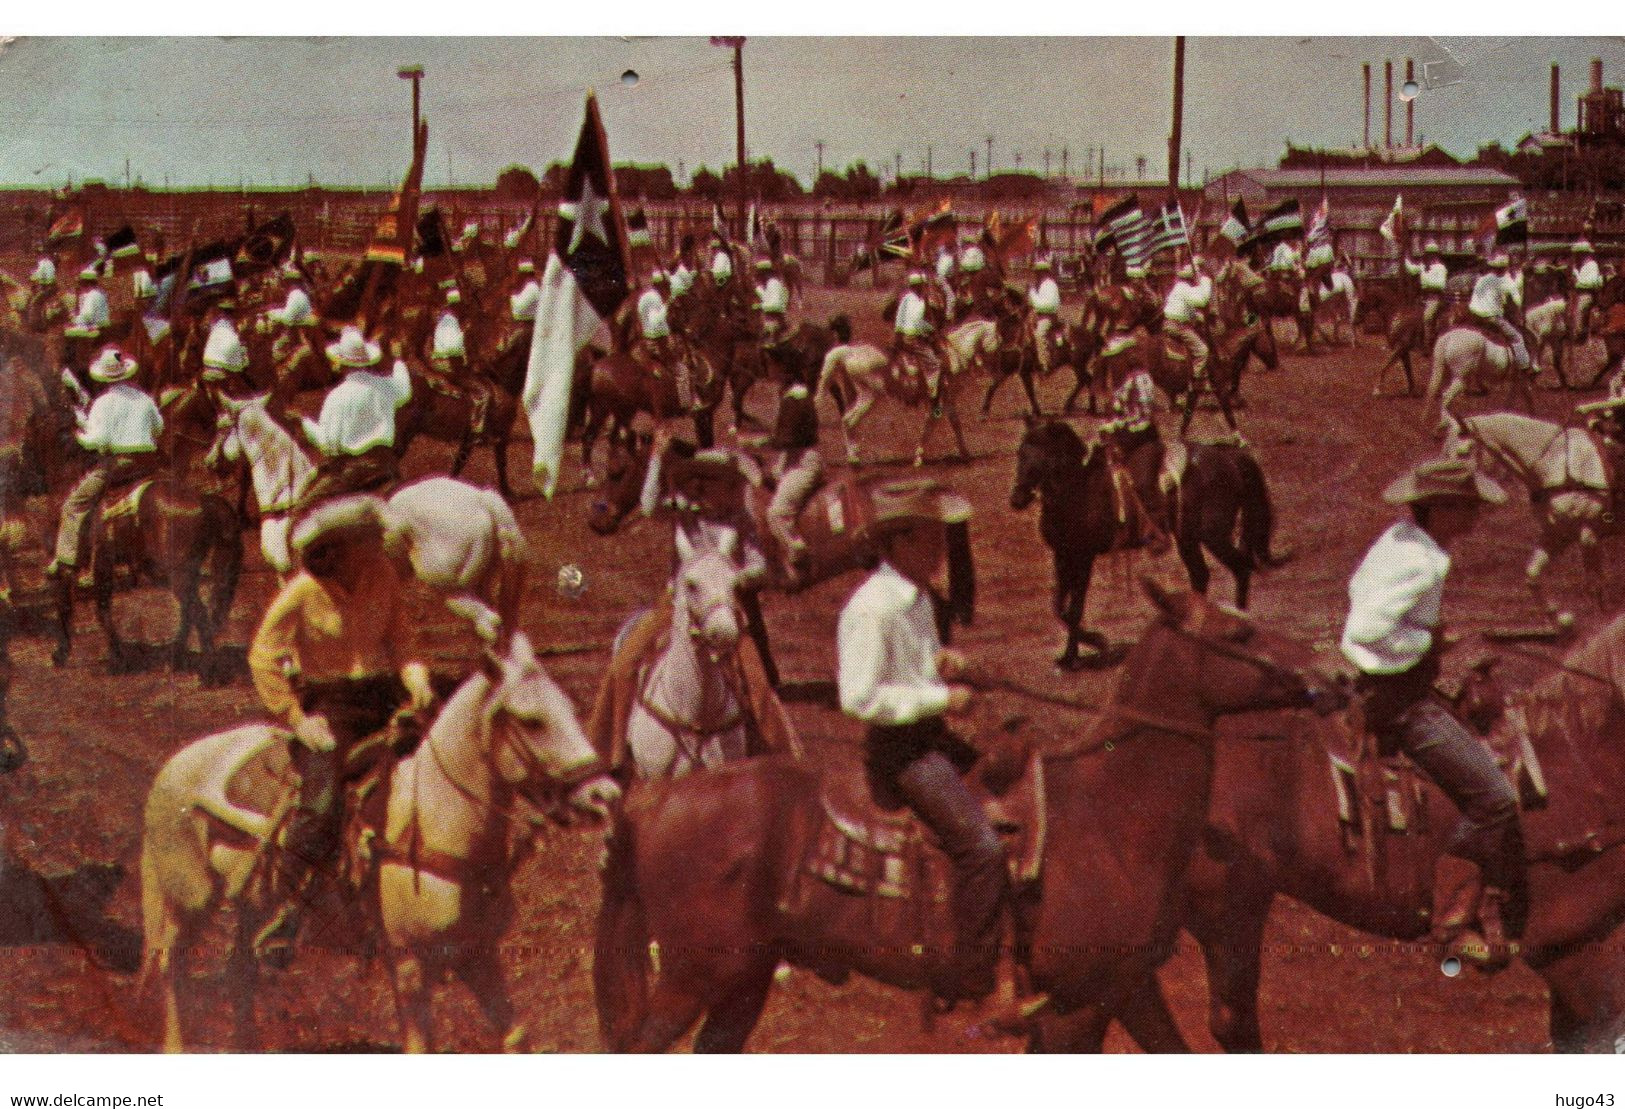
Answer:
xmin=1306 ymin=197 xmax=1331 ymax=250
xmin=522 ymin=92 xmax=632 ymax=498
xmin=1145 ymin=203 xmax=1190 ymax=258
xmin=1095 ymin=194 xmax=1153 ymax=268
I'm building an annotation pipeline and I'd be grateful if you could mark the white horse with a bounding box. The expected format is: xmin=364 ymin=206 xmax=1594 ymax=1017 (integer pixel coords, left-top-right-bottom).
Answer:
xmin=139 ymin=631 xmax=622 ymax=1052
xmin=1424 ymin=323 xmax=1529 ymax=428
xmin=1313 ymin=270 xmax=1360 ymax=345
xmin=208 ymin=395 xmax=527 ymax=642
xmin=814 ymin=317 xmax=1002 ymax=466
xmin=1443 ymin=409 xmax=1615 ymax=628
xmin=623 ymin=528 xmax=751 ymax=779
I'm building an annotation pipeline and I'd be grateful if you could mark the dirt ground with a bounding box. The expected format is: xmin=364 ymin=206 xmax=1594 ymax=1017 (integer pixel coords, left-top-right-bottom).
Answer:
xmin=0 ymin=278 xmax=1614 ymax=1053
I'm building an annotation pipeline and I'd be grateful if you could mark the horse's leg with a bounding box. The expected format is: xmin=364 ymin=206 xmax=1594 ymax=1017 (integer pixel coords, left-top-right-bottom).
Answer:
xmin=1028 ymin=1002 xmax=1113 ymax=1052
xmin=1528 ymin=520 xmax=1577 ymax=627
xmin=692 ymin=405 xmax=716 ymax=451
xmin=1053 ymin=554 xmax=1096 ymax=670
xmin=1401 ymin=349 xmax=1416 ymax=396
xmin=1176 ymin=534 xmax=1212 ymax=597
xmin=692 ymin=958 xmax=777 ymax=1053
xmin=1113 ymin=978 xmax=1194 ymax=1052
xmin=1186 ymin=867 xmax=1273 ymax=1053
xmin=94 ymin=544 xmax=124 ymax=674
xmin=980 ymin=372 xmax=1004 ymax=417
xmin=945 ymin=393 xmax=970 ymax=462
xmin=1062 ymin=364 xmax=1089 ymax=415
xmin=50 ymin=569 xmax=72 ymax=668
xmin=149 ymin=892 xmax=193 ymax=1054
xmin=170 ymin=562 xmax=205 ymax=673
xmin=1019 ymin=368 xmax=1043 ymax=420
xmin=490 ymin=432 xmax=513 ymax=500
xmin=228 ymin=912 xmax=261 ymax=1051
xmin=1538 ymin=933 xmax=1625 ymax=1053
xmin=739 ymin=589 xmax=780 ymax=689
xmin=453 ymin=949 xmax=529 ymax=1052
xmin=1580 ymin=527 xmax=1607 ymax=613
xmin=388 ymin=950 xmax=436 ymax=1054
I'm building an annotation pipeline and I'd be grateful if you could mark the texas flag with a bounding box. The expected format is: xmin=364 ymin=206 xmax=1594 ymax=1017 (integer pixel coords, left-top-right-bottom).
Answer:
xmin=522 ymin=92 xmax=632 ymax=497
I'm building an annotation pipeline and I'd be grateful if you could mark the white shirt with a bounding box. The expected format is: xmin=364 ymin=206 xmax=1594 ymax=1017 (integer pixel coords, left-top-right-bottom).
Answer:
xmin=1164 ymin=276 xmax=1213 ymax=324
xmin=1469 ymin=273 xmax=1520 ymax=319
xmin=432 ymin=313 xmax=466 ymax=359
xmin=77 ymin=383 xmax=162 ymax=455
xmin=710 ymin=250 xmax=733 ymax=283
xmin=895 ymin=290 xmax=932 ymax=337
xmin=1028 ymin=277 xmax=1061 ymax=315
xmin=1340 ymin=520 xmax=1451 ymax=675
xmin=757 ymin=276 xmax=789 ymax=314
xmin=1405 ymin=259 xmax=1449 ymax=292
xmin=72 ymin=288 xmax=110 ymax=331
xmin=936 ymin=251 xmax=956 ymax=281
xmin=302 ymin=361 xmax=413 ymax=457
xmin=958 ymin=245 xmax=986 ymax=273
xmin=1576 ymin=260 xmax=1603 ymax=291
xmin=509 ymin=280 xmax=541 ymax=322
xmin=1268 ymin=243 xmax=1301 ymax=272
xmin=637 ymin=288 xmax=670 ymax=339
xmin=271 ymin=286 xmax=314 ymax=325
xmin=838 ymin=562 xmax=950 ymax=726
xmin=1109 ymin=370 xmax=1158 ymax=432
xmin=670 ymin=263 xmax=695 ymax=297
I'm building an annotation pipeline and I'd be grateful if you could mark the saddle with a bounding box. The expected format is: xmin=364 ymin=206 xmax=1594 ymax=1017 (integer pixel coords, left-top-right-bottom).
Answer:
xmin=780 ymin=744 xmax=1045 ymax=957
xmin=100 ymin=478 xmax=154 ymax=524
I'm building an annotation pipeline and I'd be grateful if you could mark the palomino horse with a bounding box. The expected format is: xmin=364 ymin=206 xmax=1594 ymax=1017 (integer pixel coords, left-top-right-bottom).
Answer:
xmin=1425 ymin=324 xmax=1534 ymax=427
xmin=1443 ymin=410 xmax=1616 ymax=629
xmin=140 ymin=632 xmax=623 ymax=1053
xmin=51 ymin=474 xmax=242 ymax=683
xmin=815 ymin=318 xmax=1001 ymax=467
xmin=1117 ymin=608 xmax=1625 ymax=1053
xmin=1011 ymin=420 xmax=1283 ymax=669
xmin=207 ymin=395 xmax=528 ymax=643
xmin=622 ymin=531 xmax=751 ymax=779
xmin=592 ymin=581 xmax=1342 ymax=1052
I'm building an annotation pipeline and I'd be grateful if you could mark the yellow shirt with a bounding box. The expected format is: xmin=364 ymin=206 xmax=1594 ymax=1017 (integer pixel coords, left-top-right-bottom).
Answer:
xmin=248 ymin=550 xmax=416 ymax=726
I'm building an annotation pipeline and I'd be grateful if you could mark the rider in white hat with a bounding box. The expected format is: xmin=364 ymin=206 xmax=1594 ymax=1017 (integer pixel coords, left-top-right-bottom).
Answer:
xmin=1572 ymin=240 xmax=1603 ymax=346
xmin=1468 ymin=254 xmax=1531 ymax=376
xmin=509 ymin=260 xmax=540 ymax=323
xmin=1163 ymin=256 xmax=1214 ymax=399
xmin=297 ymin=326 xmax=412 ymax=508
xmin=1404 ymin=241 xmax=1450 ymax=348
xmin=893 ymin=269 xmax=945 ymax=397
xmin=754 ymin=257 xmax=790 ymax=346
xmin=64 ymin=267 xmax=109 ymax=340
xmin=1027 ymin=257 xmax=1062 ymax=373
xmin=47 ymin=347 xmax=163 ymax=580
xmin=427 ymin=286 xmax=493 ymax=437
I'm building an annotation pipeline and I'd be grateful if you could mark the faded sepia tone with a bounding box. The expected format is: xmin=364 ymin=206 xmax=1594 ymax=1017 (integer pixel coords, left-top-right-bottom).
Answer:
xmin=0 ymin=36 xmax=1623 ymax=1054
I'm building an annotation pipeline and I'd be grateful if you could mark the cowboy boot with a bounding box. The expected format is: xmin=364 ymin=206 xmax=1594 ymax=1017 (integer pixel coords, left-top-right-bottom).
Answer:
xmin=1429 ymin=854 xmax=1484 ymax=943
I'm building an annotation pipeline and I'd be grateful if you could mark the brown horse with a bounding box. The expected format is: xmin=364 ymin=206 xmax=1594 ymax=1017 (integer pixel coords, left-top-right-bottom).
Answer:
xmin=393 ymin=341 xmax=523 ymax=498
xmin=1374 ymin=303 xmax=1428 ymax=397
xmin=1253 ymin=273 xmax=1320 ymax=353
xmin=579 ymin=346 xmax=725 ymax=473
xmin=592 ymin=581 xmax=1341 ymax=1052
xmin=1110 ymin=610 xmax=1625 ymax=1053
xmin=50 ymin=476 xmax=242 ymax=683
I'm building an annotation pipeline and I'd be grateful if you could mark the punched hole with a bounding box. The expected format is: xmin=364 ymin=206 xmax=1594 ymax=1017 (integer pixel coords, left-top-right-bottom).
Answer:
xmin=621 ymin=70 xmax=639 ymax=87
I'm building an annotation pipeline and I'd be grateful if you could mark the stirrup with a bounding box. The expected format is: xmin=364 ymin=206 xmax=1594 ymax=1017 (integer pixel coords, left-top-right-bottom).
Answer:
xmin=252 ymin=902 xmax=301 ymax=968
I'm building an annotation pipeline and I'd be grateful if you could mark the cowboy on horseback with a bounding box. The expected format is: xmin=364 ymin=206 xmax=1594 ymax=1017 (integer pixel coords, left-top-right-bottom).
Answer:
xmin=265 ymin=263 xmax=321 ymax=373
xmin=1026 ymin=256 xmax=1062 ymax=373
xmin=1572 ymin=240 xmax=1603 ymax=347
xmin=46 ymin=346 xmax=162 ymax=582
xmin=1404 ymin=242 xmax=1449 ymax=350
xmin=62 ymin=266 xmax=109 ymax=373
xmin=296 ymin=326 xmax=411 ymax=509
xmin=1341 ymin=457 xmax=1525 ymax=969
xmin=1163 ymin=257 xmax=1213 ymax=398
xmin=837 ymin=478 xmax=1003 ymax=1004
xmin=633 ymin=271 xmax=698 ymax=412
xmin=426 ymin=285 xmax=493 ymax=438
xmin=508 ymin=259 xmax=540 ymax=325
xmin=200 ymin=320 xmax=258 ymax=401
xmin=24 ymin=254 xmax=64 ymax=334
xmin=1470 ymin=253 xmax=1533 ymax=378
xmin=739 ymin=379 xmax=821 ymax=586
xmin=246 ymin=493 xmax=435 ymax=963
xmin=754 ymin=257 xmax=790 ymax=349
xmin=893 ymin=270 xmax=946 ymax=403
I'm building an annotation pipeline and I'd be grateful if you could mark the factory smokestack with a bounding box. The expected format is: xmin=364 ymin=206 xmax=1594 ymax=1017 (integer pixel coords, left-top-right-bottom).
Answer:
xmin=1593 ymin=58 xmax=1604 ymax=95
xmin=1363 ymin=63 xmax=1371 ymax=148
xmin=1384 ymin=60 xmax=1393 ymax=148
xmin=1552 ymin=63 xmax=1561 ymax=133
xmin=1405 ymin=58 xmax=1415 ymax=146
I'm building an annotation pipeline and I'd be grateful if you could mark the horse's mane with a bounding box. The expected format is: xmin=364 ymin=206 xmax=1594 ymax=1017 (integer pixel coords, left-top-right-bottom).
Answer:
xmin=1504 ymin=613 xmax=1625 ymax=756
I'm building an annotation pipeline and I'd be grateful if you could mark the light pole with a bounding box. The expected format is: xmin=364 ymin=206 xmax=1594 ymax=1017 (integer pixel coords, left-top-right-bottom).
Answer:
xmin=397 ymin=65 xmax=424 ymax=148
xmin=711 ymin=37 xmax=748 ymax=237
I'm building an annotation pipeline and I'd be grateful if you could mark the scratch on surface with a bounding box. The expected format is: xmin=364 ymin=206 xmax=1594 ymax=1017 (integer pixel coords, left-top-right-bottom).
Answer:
xmin=1421 ymin=38 xmax=1468 ymax=90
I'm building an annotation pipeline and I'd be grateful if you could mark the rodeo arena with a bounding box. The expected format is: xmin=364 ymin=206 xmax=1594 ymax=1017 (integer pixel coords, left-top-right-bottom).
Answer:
xmin=11 ymin=43 xmax=1625 ymax=1068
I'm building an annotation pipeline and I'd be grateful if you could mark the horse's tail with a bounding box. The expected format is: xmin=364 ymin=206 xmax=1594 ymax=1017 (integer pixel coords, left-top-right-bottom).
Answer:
xmin=1233 ymin=448 xmax=1285 ymax=569
xmin=593 ymin=810 xmax=652 ymax=1052
xmin=483 ymin=487 xmax=529 ymax=637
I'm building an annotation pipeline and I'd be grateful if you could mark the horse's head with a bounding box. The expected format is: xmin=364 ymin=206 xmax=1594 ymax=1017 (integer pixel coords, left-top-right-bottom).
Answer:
xmin=672 ymin=526 xmax=744 ymax=660
xmin=481 ymin=632 xmax=621 ymax=825
xmin=1011 ymin=419 xmax=1084 ymax=510
xmin=828 ymin=314 xmax=853 ymax=345
xmin=1137 ymin=577 xmax=1345 ymax=724
xmin=587 ymin=436 xmax=650 ymax=536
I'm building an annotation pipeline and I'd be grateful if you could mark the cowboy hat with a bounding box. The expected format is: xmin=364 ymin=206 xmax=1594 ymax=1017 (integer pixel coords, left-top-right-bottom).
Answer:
xmin=87 ymin=346 xmax=138 ymax=385
xmin=325 ymin=325 xmax=382 ymax=368
xmin=1382 ymin=457 xmax=1506 ymax=506
xmin=517 ymin=260 xmax=536 ymax=275
xmin=866 ymin=478 xmax=973 ymax=538
xmin=1033 ymin=257 xmax=1052 ymax=271
xmin=290 ymin=494 xmax=388 ymax=553
xmin=201 ymin=326 xmax=250 ymax=375
xmin=1177 ymin=260 xmax=1198 ymax=279
xmin=279 ymin=262 xmax=304 ymax=281
xmin=650 ymin=270 xmax=667 ymax=283
xmin=445 ymin=287 xmax=462 ymax=306
xmin=1125 ymin=264 xmax=1149 ymax=280
xmin=1423 ymin=241 xmax=1441 ymax=254
xmin=1575 ymin=241 xmax=1596 ymax=254
xmin=1487 ymin=254 xmax=1510 ymax=269
xmin=77 ymin=266 xmax=100 ymax=283
xmin=906 ymin=272 xmax=926 ymax=285
xmin=29 ymin=258 xmax=56 ymax=285
xmin=267 ymin=289 xmax=316 ymax=328
xmin=755 ymin=258 xmax=773 ymax=271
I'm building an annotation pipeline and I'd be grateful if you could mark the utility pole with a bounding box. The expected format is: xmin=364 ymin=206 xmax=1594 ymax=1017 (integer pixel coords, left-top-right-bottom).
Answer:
xmin=970 ymin=150 xmax=977 ymax=178
xmin=1061 ymin=146 xmax=1068 ymax=177
xmin=711 ymin=37 xmax=748 ymax=236
xmin=895 ymin=151 xmax=902 ymax=181
xmin=1167 ymin=35 xmax=1185 ymax=204
xmin=398 ymin=65 xmax=425 ymax=148
xmin=985 ymin=135 xmax=994 ymax=179
xmin=926 ymin=144 xmax=933 ymax=179
xmin=1044 ymin=149 xmax=1051 ymax=176
xmin=1014 ymin=152 xmax=1023 ymax=172
xmin=814 ymin=141 xmax=824 ymax=180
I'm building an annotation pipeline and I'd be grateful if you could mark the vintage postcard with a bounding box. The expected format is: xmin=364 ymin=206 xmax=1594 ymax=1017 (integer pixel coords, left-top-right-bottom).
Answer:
xmin=0 ymin=34 xmax=1622 ymax=1070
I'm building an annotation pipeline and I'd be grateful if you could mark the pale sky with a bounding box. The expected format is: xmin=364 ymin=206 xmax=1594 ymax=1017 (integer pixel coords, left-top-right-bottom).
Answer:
xmin=0 ymin=36 xmax=1620 ymax=190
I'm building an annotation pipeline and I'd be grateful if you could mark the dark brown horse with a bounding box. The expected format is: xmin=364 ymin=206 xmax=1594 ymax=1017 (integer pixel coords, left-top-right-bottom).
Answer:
xmin=1011 ymin=420 xmax=1283 ymax=669
xmin=592 ymin=581 xmax=1341 ymax=1052
xmin=1110 ymin=611 xmax=1625 ymax=1053
xmin=51 ymin=476 xmax=241 ymax=683
xmin=1374 ymin=304 xmax=1427 ymax=397
xmin=579 ymin=346 xmax=726 ymax=471
xmin=1253 ymin=273 xmax=1320 ymax=353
